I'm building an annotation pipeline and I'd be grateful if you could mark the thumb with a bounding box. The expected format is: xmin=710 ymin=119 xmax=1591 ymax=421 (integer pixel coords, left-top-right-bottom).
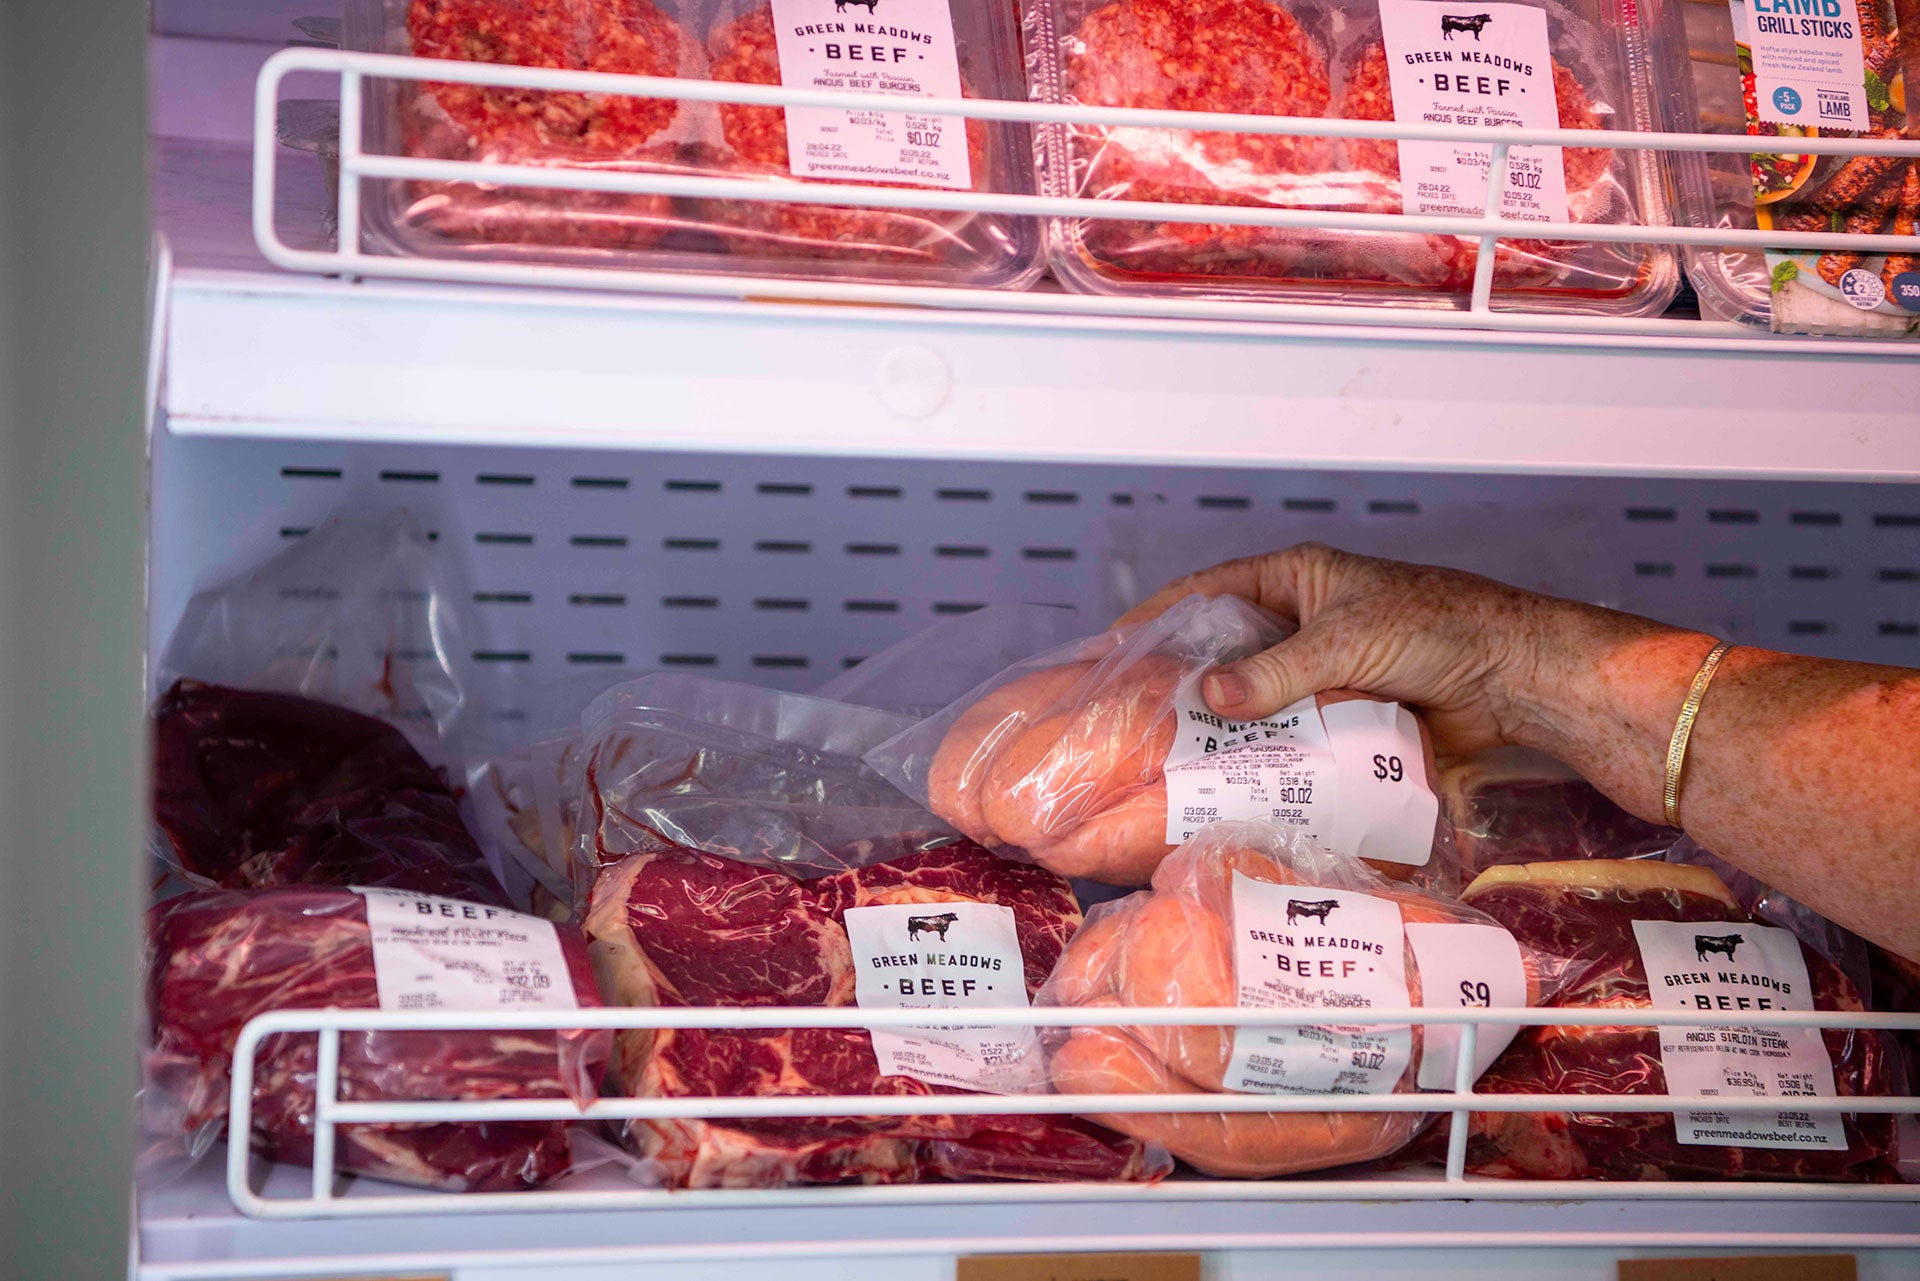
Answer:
xmin=1203 ymin=626 xmax=1341 ymax=720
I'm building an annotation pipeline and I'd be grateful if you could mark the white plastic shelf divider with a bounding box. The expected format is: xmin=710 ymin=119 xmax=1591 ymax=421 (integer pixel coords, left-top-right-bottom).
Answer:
xmin=163 ymin=266 xmax=1920 ymax=480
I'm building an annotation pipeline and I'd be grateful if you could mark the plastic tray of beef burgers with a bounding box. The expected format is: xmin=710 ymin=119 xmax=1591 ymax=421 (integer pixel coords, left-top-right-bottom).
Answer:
xmin=1024 ymin=0 xmax=1687 ymax=313
xmin=1671 ymin=0 xmax=1920 ymax=336
xmin=342 ymin=0 xmax=1042 ymax=289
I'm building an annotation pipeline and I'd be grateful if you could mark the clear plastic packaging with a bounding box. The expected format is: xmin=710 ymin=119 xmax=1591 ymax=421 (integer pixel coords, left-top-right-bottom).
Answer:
xmin=344 ymin=0 xmax=1042 ymax=288
xmin=1038 ymin=820 xmax=1543 ymax=1177
xmin=155 ymin=511 xmax=475 ymax=751
xmin=1435 ymin=858 xmax=1899 ymax=1181
xmin=516 ymin=671 xmax=965 ymax=911
xmin=814 ymin=604 xmax=1085 ymax=717
xmin=583 ymin=841 xmax=1168 ymax=1186
xmin=1672 ymin=0 xmax=1920 ymax=334
xmin=867 ymin=593 xmax=1450 ymax=888
xmin=143 ymin=887 xmax=609 ymax=1192
xmin=1026 ymin=0 xmax=1683 ymax=313
xmin=1438 ymin=746 xmax=1681 ymax=874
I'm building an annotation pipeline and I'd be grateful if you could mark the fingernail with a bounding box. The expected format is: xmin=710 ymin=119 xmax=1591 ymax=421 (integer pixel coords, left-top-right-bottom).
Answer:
xmin=1205 ymin=671 xmax=1249 ymax=709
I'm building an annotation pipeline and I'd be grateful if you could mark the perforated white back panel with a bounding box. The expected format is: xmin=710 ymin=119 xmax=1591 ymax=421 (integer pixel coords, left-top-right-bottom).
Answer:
xmin=151 ymin=430 xmax=1920 ymax=720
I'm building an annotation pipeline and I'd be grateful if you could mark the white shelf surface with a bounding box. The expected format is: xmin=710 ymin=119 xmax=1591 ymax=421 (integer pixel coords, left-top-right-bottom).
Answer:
xmin=135 ymin=1155 xmax=1920 ymax=1280
xmin=159 ymin=260 xmax=1920 ymax=482
xmin=153 ymin=134 xmax=1920 ymax=482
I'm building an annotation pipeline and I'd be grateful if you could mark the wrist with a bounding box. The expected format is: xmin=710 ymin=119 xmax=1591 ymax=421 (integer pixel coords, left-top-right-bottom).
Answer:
xmin=1499 ymin=601 xmax=1713 ymax=819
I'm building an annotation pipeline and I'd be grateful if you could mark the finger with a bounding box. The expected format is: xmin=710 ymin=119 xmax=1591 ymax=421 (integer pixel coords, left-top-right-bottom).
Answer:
xmin=1113 ymin=546 xmax=1329 ymax=631
xmin=1202 ymin=621 xmax=1346 ymax=720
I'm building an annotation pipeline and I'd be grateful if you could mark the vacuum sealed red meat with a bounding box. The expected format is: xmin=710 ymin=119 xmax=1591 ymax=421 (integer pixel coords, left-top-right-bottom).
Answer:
xmin=868 ymin=593 xmax=1447 ymax=888
xmin=351 ymin=0 xmax=1041 ymax=287
xmin=1029 ymin=0 xmax=1680 ymax=313
xmin=1439 ymin=859 xmax=1898 ymax=1181
xmin=144 ymin=887 xmax=608 ymax=1191
xmin=1439 ymin=747 xmax=1681 ymax=874
xmin=584 ymin=842 xmax=1166 ymax=1186
xmin=152 ymin=679 xmax=509 ymax=905
xmin=1040 ymin=820 xmax=1545 ymax=1176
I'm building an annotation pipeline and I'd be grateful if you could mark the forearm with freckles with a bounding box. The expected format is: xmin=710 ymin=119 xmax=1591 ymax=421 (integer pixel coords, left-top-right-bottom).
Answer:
xmin=1506 ymin=607 xmax=1920 ymax=962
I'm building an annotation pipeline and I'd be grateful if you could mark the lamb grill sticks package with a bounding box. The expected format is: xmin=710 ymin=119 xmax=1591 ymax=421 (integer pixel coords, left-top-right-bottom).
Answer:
xmin=1674 ymin=0 xmax=1920 ymax=333
xmin=344 ymin=0 xmax=1042 ymax=287
xmin=1025 ymin=0 xmax=1686 ymax=314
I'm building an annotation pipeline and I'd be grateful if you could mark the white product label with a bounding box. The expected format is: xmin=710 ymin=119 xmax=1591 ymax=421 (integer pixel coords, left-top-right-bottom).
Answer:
xmin=1406 ymin=921 xmax=1529 ymax=1089
xmin=1223 ymin=874 xmax=1413 ymax=1094
xmin=1321 ymin=700 xmax=1443 ymax=868
xmin=1730 ymin=0 xmax=1869 ymax=132
xmin=843 ymin=900 xmax=1041 ymax=1092
xmin=1376 ymin=0 xmax=1571 ymax=224
xmin=1630 ymin=919 xmax=1846 ymax=1150
xmin=766 ymin=0 xmax=971 ymax=190
xmin=353 ymin=887 xmax=579 ymax=1013
xmin=1163 ymin=691 xmax=1436 ymax=866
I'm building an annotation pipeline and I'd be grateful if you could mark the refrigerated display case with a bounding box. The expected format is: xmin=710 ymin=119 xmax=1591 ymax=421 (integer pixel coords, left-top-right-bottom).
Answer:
xmin=138 ymin=3 xmax=1920 ymax=1276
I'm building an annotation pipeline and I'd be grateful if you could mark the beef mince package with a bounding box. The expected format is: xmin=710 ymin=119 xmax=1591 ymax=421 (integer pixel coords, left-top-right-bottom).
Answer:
xmin=1674 ymin=0 xmax=1920 ymax=334
xmin=1431 ymin=859 xmax=1898 ymax=1180
xmin=584 ymin=840 xmax=1168 ymax=1186
xmin=144 ymin=887 xmax=610 ymax=1191
xmin=345 ymin=0 xmax=1041 ymax=287
xmin=1038 ymin=820 xmax=1550 ymax=1177
xmin=1025 ymin=0 xmax=1686 ymax=312
xmin=868 ymin=593 xmax=1452 ymax=889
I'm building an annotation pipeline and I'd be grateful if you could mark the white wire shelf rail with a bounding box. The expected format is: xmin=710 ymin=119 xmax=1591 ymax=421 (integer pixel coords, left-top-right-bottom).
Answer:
xmin=251 ymin=46 xmax=1920 ymax=354
xmin=227 ymin=1000 xmax=1920 ymax=1220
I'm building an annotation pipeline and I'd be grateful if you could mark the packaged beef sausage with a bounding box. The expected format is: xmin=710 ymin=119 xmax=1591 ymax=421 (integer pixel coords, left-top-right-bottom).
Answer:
xmin=1026 ymin=0 xmax=1685 ymax=313
xmin=867 ymin=593 xmax=1453 ymax=889
xmin=1038 ymin=820 xmax=1548 ymax=1177
xmin=346 ymin=0 xmax=1041 ymax=287
xmin=1431 ymin=859 xmax=1899 ymax=1181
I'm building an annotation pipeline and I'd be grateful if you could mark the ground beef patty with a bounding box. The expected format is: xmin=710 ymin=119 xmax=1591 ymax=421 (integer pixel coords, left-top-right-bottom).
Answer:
xmin=1061 ymin=0 xmax=1334 ymax=274
xmin=1341 ymin=42 xmax=1613 ymax=191
xmin=402 ymin=0 xmax=686 ymax=249
xmin=408 ymin=0 xmax=683 ymax=154
xmin=699 ymin=6 xmax=994 ymax=262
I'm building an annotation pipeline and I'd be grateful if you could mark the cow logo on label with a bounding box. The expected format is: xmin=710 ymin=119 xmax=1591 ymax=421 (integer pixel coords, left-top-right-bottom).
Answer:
xmin=834 ymin=0 xmax=878 ymax=10
xmin=1439 ymin=11 xmax=1493 ymax=38
xmin=1285 ymin=898 xmax=1339 ymax=926
xmin=1694 ymin=931 xmax=1744 ymax=963
xmin=907 ymin=912 xmax=958 ymax=942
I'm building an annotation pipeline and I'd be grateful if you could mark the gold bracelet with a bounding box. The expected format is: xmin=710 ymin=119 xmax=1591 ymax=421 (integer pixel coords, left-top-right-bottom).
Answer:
xmin=1663 ymin=639 xmax=1735 ymax=828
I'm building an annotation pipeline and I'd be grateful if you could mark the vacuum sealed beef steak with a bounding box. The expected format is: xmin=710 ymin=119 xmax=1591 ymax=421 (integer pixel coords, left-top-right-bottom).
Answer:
xmin=586 ymin=842 xmax=1163 ymax=1186
xmin=1449 ymin=860 xmax=1896 ymax=1181
xmin=152 ymin=679 xmax=508 ymax=904
xmin=145 ymin=887 xmax=607 ymax=1191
